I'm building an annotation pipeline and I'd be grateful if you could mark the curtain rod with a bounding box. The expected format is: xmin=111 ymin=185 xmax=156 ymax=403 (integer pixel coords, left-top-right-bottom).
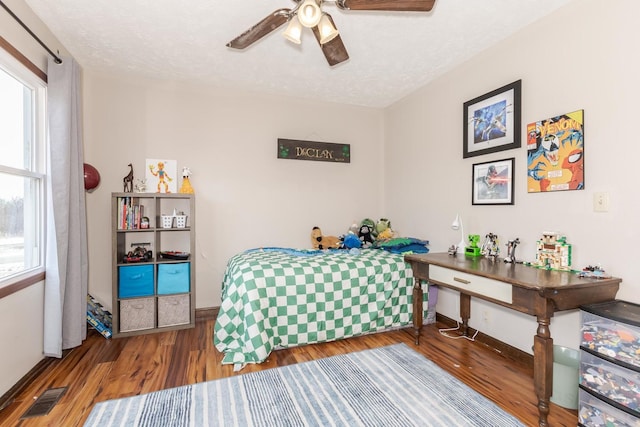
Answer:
xmin=0 ymin=0 xmax=62 ymax=64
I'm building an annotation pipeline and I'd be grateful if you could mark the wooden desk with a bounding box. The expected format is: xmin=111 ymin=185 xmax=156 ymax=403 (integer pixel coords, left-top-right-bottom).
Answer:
xmin=404 ymin=252 xmax=621 ymax=427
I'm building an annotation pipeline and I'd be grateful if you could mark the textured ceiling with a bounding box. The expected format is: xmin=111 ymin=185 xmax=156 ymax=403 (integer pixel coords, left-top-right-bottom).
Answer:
xmin=25 ymin=0 xmax=571 ymax=108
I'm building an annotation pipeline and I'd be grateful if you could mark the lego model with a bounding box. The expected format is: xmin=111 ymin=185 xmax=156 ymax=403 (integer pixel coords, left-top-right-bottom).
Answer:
xmin=481 ymin=233 xmax=500 ymax=261
xmin=465 ymin=234 xmax=482 ymax=257
xmin=504 ymin=238 xmax=520 ymax=264
xmin=578 ymin=265 xmax=612 ymax=279
xmin=533 ymin=232 xmax=572 ymax=270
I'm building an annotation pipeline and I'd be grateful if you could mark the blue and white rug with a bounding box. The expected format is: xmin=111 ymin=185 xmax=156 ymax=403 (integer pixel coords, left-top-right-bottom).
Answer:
xmin=84 ymin=343 xmax=524 ymax=426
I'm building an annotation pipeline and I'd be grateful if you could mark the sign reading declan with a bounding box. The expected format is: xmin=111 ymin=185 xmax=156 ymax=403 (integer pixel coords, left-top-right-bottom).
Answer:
xmin=277 ymin=138 xmax=350 ymax=163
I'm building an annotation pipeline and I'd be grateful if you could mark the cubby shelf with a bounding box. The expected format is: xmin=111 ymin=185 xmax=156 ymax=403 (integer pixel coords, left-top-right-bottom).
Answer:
xmin=111 ymin=192 xmax=195 ymax=338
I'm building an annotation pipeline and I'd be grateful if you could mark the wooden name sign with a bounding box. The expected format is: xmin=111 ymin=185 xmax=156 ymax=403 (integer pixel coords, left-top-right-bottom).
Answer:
xmin=277 ymin=139 xmax=350 ymax=163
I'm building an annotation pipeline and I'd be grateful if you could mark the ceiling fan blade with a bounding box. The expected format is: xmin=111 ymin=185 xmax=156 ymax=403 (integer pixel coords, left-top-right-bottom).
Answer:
xmin=339 ymin=0 xmax=436 ymax=12
xmin=312 ymin=15 xmax=349 ymax=67
xmin=226 ymin=9 xmax=291 ymax=49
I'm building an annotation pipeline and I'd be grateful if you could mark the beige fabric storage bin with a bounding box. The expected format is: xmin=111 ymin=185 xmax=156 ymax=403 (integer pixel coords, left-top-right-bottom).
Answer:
xmin=120 ymin=297 xmax=155 ymax=332
xmin=158 ymin=294 xmax=190 ymax=327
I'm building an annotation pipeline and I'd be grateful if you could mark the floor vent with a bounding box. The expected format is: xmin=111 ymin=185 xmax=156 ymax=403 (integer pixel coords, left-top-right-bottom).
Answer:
xmin=20 ymin=387 xmax=67 ymax=419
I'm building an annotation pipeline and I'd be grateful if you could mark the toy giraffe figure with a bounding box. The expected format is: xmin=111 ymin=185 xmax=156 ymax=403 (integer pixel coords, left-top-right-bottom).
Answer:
xmin=179 ymin=167 xmax=194 ymax=194
xmin=123 ymin=163 xmax=134 ymax=192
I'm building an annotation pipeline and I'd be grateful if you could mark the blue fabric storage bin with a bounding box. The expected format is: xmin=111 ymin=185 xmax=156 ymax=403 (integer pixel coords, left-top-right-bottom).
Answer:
xmin=118 ymin=264 xmax=154 ymax=298
xmin=157 ymin=262 xmax=190 ymax=294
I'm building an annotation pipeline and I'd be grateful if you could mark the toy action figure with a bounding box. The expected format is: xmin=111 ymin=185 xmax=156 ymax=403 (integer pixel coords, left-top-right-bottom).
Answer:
xmin=465 ymin=234 xmax=482 ymax=257
xmin=481 ymin=233 xmax=500 ymax=261
xmin=504 ymin=238 xmax=520 ymax=263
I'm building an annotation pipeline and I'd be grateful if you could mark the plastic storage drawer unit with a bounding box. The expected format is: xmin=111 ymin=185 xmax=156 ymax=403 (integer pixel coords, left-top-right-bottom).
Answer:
xmin=118 ymin=265 xmax=154 ymax=298
xmin=581 ymin=300 xmax=640 ymax=368
xmin=579 ymin=388 xmax=640 ymax=427
xmin=157 ymin=262 xmax=190 ymax=294
xmin=580 ymin=350 xmax=640 ymax=415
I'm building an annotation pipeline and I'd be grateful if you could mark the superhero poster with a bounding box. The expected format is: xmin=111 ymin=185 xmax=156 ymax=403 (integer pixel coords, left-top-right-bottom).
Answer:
xmin=526 ymin=110 xmax=584 ymax=193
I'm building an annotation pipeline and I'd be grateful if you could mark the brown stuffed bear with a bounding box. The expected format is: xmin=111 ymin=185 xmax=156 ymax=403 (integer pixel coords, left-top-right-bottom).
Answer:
xmin=311 ymin=226 xmax=341 ymax=250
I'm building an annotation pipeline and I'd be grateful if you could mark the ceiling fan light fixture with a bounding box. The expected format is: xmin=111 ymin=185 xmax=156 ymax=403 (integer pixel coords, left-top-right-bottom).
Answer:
xmin=297 ymin=0 xmax=322 ymax=28
xmin=283 ymin=17 xmax=302 ymax=44
xmin=318 ymin=14 xmax=339 ymax=44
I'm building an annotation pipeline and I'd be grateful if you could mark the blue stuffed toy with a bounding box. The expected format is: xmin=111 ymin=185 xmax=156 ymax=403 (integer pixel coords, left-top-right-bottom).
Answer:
xmin=342 ymin=233 xmax=362 ymax=249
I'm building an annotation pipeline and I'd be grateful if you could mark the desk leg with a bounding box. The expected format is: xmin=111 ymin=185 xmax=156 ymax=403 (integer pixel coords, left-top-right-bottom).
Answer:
xmin=413 ymin=278 xmax=423 ymax=345
xmin=533 ymin=316 xmax=553 ymax=427
xmin=460 ymin=293 xmax=471 ymax=336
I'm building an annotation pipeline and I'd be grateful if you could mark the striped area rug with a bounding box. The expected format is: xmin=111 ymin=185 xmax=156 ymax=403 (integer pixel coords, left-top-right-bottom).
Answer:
xmin=84 ymin=343 xmax=524 ymax=426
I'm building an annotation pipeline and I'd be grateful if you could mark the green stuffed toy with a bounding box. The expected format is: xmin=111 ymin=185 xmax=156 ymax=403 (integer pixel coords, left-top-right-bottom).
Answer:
xmin=376 ymin=218 xmax=392 ymax=235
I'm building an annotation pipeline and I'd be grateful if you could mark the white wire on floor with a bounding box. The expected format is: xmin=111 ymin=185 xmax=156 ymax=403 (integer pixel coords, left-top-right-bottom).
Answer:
xmin=438 ymin=321 xmax=480 ymax=341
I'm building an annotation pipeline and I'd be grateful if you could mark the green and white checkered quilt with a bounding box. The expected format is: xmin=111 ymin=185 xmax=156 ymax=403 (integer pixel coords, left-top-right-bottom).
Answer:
xmin=214 ymin=248 xmax=428 ymax=366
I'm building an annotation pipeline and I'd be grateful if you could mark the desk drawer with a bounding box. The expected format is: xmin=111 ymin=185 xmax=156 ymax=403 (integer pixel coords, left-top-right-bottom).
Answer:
xmin=429 ymin=265 xmax=512 ymax=304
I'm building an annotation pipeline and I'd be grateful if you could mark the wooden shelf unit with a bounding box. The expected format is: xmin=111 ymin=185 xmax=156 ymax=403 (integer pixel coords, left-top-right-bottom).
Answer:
xmin=111 ymin=192 xmax=195 ymax=338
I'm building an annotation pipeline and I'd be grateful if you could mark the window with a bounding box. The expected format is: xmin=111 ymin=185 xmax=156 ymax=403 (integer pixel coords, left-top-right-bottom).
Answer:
xmin=0 ymin=48 xmax=46 ymax=287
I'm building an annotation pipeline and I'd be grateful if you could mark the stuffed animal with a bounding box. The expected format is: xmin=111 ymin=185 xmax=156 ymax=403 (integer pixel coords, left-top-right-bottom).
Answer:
xmin=361 ymin=218 xmax=378 ymax=238
xmin=378 ymin=227 xmax=395 ymax=240
xmin=342 ymin=233 xmax=362 ymax=249
xmin=376 ymin=218 xmax=392 ymax=236
xmin=358 ymin=224 xmax=375 ymax=248
xmin=311 ymin=226 xmax=341 ymax=250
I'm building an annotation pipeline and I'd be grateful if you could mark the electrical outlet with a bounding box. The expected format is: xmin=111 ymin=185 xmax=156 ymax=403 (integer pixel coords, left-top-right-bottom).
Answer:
xmin=482 ymin=309 xmax=490 ymax=323
xmin=593 ymin=192 xmax=610 ymax=212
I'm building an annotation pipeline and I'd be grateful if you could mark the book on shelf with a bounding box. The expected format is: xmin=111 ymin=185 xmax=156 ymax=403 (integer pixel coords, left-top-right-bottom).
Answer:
xmin=117 ymin=197 xmax=145 ymax=230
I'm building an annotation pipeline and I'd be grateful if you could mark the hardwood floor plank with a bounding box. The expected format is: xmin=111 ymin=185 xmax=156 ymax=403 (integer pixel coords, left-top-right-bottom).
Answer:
xmin=0 ymin=317 xmax=578 ymax=426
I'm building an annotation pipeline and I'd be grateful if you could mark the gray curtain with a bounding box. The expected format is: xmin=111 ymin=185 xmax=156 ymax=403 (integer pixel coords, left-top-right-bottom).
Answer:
xmin=44 ymin=56 xmax=88 ymax=357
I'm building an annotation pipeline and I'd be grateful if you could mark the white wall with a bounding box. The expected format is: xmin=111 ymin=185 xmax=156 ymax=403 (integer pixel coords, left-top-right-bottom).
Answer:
xmin=0 ymin=0 xmax=69 ymax=398
xmin=82 ymin=75 xmax=385 ymax=309
xmin=384 ymin=0 xmax=640 ymax=353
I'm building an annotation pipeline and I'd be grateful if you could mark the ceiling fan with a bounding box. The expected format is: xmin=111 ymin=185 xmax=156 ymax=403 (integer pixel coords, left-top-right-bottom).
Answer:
xmin=226 ymin=0 xmax=437 ymax=67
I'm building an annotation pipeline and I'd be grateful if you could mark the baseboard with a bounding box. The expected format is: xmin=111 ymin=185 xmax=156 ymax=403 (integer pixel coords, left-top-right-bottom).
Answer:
xmin=435 ymin=312 xmax=533 ymax=366
xmin=195 ymin=306 xmax=218 ymax=319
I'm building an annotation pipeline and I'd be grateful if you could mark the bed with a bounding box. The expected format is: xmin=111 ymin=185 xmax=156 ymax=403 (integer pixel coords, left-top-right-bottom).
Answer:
xmin=214 ymin=244 xmax=433 ymax=367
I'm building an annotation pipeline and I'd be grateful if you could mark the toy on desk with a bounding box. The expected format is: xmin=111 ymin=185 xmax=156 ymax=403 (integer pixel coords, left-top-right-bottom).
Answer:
xmin=503 ymin=238 xmax=520 ymax=263
xmin=530 ymin=232 xmax=572 ymax=271
xmin=480 ymin=233 xmax=500 ymax=261
xmin=578 ymin=265 xmax=612 ymax=279
xmin=465 ymin=234 xmax=482 ymax=257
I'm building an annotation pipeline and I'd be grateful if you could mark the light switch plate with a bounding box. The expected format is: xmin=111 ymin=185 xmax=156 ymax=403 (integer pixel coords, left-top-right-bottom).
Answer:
xmin=593 ymin=192 xmax=609 ymax=212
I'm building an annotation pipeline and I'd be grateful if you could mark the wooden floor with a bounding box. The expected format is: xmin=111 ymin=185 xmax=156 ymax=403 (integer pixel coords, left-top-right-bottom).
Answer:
xmin=0 ymin=316 xmax=577 ymax=426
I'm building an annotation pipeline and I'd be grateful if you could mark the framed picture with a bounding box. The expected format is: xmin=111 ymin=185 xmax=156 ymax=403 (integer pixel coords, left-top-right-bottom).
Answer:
xmin=472 ymin=157 xmax=515 ymax=205
xmin=463 ymin=80 xmax=521 ymax=158
xmin=526 ymin=109 xmax=584 ymax=193
xmin=145 ymin=159 xmax=177 ymax=193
